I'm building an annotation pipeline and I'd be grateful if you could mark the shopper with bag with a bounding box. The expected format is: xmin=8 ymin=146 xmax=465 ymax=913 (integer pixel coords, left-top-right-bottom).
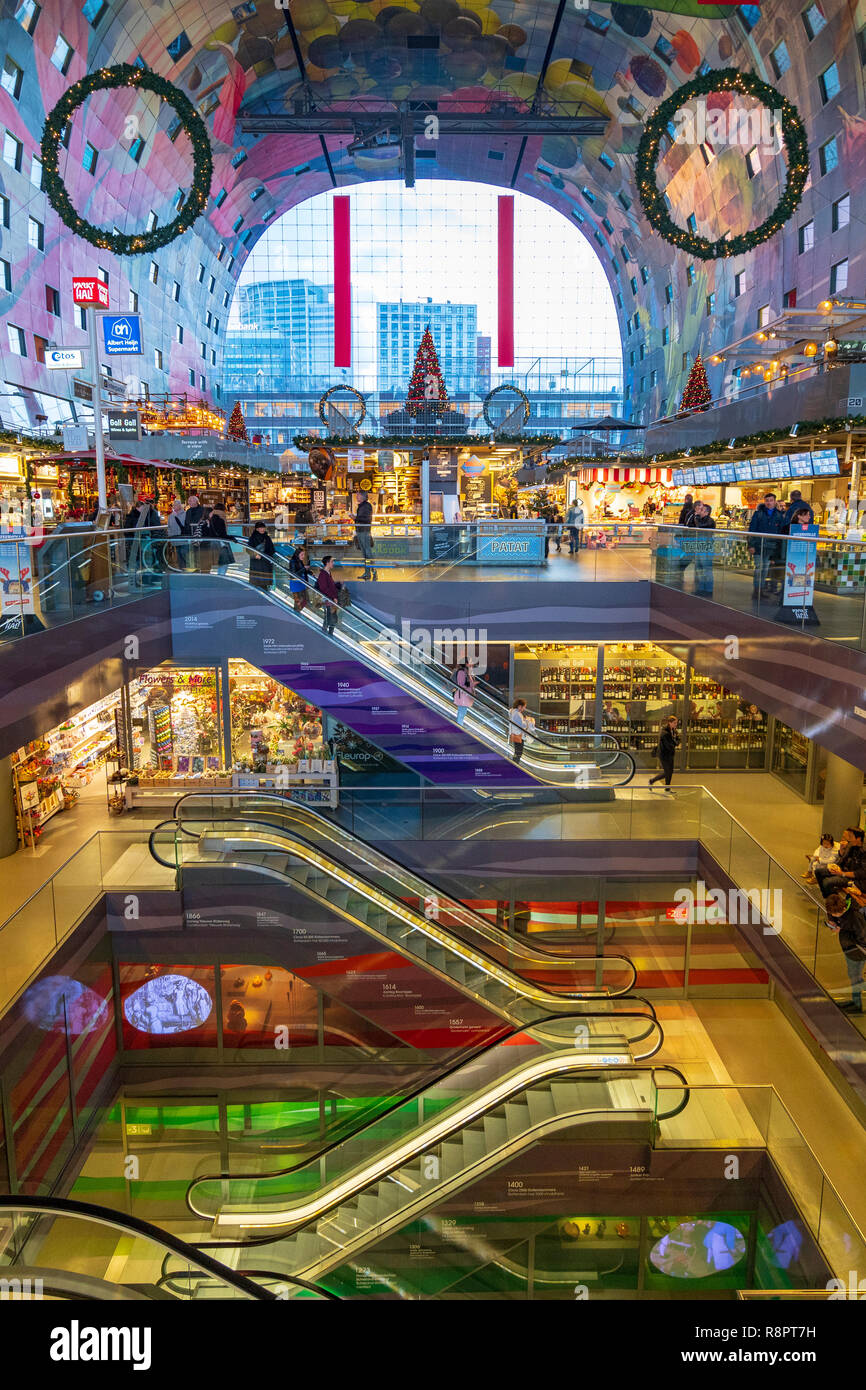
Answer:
xmin=509 ymin=699 xmax=532 ymax=762
xmin=452 ymin=659 xmax=476 ymax=726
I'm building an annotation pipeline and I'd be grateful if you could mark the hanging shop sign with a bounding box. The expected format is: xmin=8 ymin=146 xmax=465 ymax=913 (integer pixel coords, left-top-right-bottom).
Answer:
xmin=107 ymin=411 xmax=141 ymax=441
xmin=62 ymin=425 xmax=89 ymax=451
xmin=102 ymin=314 xmax=142 ymax=356
xmin=45 ymin=347 xmax=84 ymax=370
xmin=376 ymin=450 xmax=395 ymax=472
xmin=71 ymin=277 xmax=109 ymax=308
xmin=347 ymin=448 xmax=365 ymax=473
xmin=139 ymin=669 xmax=216 ymax=688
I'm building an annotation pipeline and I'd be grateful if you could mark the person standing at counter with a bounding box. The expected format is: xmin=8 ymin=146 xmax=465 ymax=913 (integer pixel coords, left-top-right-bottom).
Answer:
xmin=783 ymin=490 xmax=814 ymax=528
xmin=566 ymin=499 xmax=585 ymax=554
xmin=247 ymin=520 xmax=275 ymax=590
xmin=354 ymin=494 xmax=376 ymax=581
xmin=677 ymin=494 xmax=695 ymax=527
xmin=748 ymin=492 xmax=785 ymax=600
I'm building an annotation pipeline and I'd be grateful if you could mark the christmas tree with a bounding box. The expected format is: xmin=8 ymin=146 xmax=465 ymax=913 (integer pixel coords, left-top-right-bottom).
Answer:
xmin=405 ymin=326 xmax=449 ymax=418
xmin=227 ymin=401 xmax=248 ymax=441
xmin=680 ymin=354 xmax=712 ymax=413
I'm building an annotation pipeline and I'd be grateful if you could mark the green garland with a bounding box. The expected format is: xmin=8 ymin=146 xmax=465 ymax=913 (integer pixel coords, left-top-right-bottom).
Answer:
xmin=483 ymin=384 xmax=531 ymax=432
xmin=41 ymin=64 xmax=213 ymax=256
xmin=636 ymin=69 xmax=810 ymax=259
xmin=318 ymin=385 xmax=367 ymax=430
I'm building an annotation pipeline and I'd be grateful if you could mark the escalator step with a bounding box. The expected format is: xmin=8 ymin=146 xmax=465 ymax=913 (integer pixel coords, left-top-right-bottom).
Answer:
xmin=482 ymin=1114 xmax=508 ymax=1150
xmin=550 ymin=1082 xmax=583 ymax=1116
xmin=441 ymin=1142 xmax=463 ymax=1178
xmin=442 ymin=959 xmax=466 ymax=984
xmin=376 ymin=1181 xmax=404 ymax=1214
xmin=356 ymin=1194 xmax=379 ymax=1224
xmin=526 ymin=1089 xmax=556 ymax=1125
xmin=503 ymin=1101 xmax=528 ymax=1139
xmin=461 ymin=1126 xmax=487 ymax=1164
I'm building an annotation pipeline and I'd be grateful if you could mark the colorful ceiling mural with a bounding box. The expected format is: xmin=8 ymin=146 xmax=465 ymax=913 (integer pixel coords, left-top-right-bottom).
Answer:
xmin=0 ymin=0 xmax=863 ymax=426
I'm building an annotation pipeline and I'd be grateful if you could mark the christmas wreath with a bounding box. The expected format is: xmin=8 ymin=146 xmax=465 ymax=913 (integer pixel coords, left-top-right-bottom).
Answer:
xmin=636 ymin=69 xmax=809 ymax=259
xmin=41 ymin=64 xmax=213 ymax=255
xmin=483 ymin=384 xmax=531 ymax=432
xmin=318 ymin=385 xmax=367 ymax=430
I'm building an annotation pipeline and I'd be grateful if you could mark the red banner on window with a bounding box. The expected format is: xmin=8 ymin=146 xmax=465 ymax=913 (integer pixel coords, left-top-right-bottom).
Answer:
xmin=497 ymin=196 xmax=514 ymax=368
xmin=333 ymin=196 xmax=351 ymax=367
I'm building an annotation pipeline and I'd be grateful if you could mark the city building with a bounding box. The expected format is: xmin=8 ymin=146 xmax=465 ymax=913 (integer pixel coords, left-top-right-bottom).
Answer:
xmin=377 ymin=298 xmax=478 ymax=395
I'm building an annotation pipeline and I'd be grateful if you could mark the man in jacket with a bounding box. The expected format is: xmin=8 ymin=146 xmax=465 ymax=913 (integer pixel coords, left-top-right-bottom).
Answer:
xmin=815 ymin=826 xmax=866 ymax=899
xmin=783 ymin=490 xmax=814 ymax=528
xmin=747 ymin=492 xmax=786 ymax=600
xmin=315 ymin=554 xmax=341 ymax=634
xmin=354 ymin=495 xmax=375 ymax=580
xmin=566 ymin=500 xmax=585 ymax=554
xmin=649 ymin=714 xmax=680 ymax=792
xmin=684 ymin=500 xmax=716 ymax=595
xmin=825 ymin=891 xmax=866 ymax=1012
xmin=677 ymin=494 xmax=695 ymax=527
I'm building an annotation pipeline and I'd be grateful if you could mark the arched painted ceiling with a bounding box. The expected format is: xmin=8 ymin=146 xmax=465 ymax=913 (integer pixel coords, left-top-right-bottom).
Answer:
xmin=0 ymin=0 xmax=863 ymax=422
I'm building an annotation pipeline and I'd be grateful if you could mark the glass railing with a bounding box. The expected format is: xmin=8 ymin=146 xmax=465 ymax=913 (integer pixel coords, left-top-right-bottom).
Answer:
xmin=0 ymin=1195 xmax=330 ymax=1300
xmin=0 ymin=524 xmax=168 ymax=644
xmin=655 ymin=1084 xmax=866 ymax=1283
xmin=158 ymin=536 xmax=635 ymax=786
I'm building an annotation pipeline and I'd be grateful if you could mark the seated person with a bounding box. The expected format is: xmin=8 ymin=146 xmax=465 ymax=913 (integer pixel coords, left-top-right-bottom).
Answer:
xmin=815 ymin=826 xmax=866 ymax=902
xmin=803 ymin=832 xmax=838 ymax=884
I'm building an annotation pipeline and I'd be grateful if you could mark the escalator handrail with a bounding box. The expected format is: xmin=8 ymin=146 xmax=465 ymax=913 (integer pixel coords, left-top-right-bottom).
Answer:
xmin=187 ymin=1058 xmax=689 ymax=1242
xmin=184 ymin=1011 xmax=666 ymax=1220
xmin=157 ymin=537 xmax=633 ymax=774
xmin=152 ymin=813 xmax=640 ymax=1007
xmin=170 ymin=789 xmax=641 ymax=976
xmin=0 ymin=1194 xmax=332 ymax=1300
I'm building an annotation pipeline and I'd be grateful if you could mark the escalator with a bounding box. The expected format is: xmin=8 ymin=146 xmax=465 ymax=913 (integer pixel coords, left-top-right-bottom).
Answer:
xmin=164 ymin=1028 xmax=687 ymax=1288
xmin=150 ymin=799 xmax=643 ymax=1026
xmin=159 ymin=538 xmax=635 ymax=788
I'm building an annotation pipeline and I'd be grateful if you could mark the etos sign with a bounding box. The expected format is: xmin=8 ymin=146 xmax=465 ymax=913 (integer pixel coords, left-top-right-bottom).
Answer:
xmin=71 ymin=277 xmax=109 ymax=308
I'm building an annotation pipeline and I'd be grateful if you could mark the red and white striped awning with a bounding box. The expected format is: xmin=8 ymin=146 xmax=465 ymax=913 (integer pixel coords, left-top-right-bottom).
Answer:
xmin=583 ymin=467 xmax=672 ymax=484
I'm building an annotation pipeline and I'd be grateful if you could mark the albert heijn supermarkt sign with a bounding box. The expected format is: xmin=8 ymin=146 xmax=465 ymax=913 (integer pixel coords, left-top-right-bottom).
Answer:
xmin=71 ymin=277 xmax=109 ymax=308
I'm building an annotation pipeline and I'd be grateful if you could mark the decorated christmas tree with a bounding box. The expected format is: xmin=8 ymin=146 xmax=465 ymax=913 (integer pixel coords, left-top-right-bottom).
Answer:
xmin=680 ymin=354 xmax=712 ymax=413
xmin=227 ymin=400 xmax=248 ymax=441
xmin=405 ymin=326 xmax=449 ymax=418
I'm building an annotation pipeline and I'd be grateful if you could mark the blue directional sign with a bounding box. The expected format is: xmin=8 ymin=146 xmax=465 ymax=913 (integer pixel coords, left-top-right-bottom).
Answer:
xmin=101 ymin=313 xmax=142 ymax=356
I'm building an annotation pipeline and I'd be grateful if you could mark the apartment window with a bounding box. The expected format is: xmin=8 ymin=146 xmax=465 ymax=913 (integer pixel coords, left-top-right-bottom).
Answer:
xmin=205 ymin=311 xmax=212 ymax=329
xmin=770 ymin=41 xmax=791 ymax=78
xmin=832 ymin=193 xmax=850 ymax=230
xmin=802 ymin=3 xmax=827 ymax=40
xmin=222 ymin=291 xmax=229 ymax=308
xmin=196 ymin=263 xmax=205 ymax=283
xmin=200 ymin=341 xmax=206 ymax=358
xmin=629 ymin=276 xmax=638 ymax=296
xmin=208 ymin=274 xmax=215 ymax=294
xmin=172 ymin=280 xmax=180 ymax=302
xmin=819 ymin=137 xmax=839 ymax=175
xmin=706 ymin=292 xmax=716 ymax=315
xmin=45 ymin=284 xmax=59 ymax=315
xmin=174 ymin=324 xmax=183 ymax=343
xmin=82 ymin=142 xmax=98 ymax=174
xmin=687 ymin=213 xmax=697 ymax=233
xmin=33 ymin=334 xmax=47 ymax=363
xmin=30 ymin=155 xmax=42 ymax=188
xmin=60 ymin=119 xmax=71 ymax=148
xmin=76 ymin=305 xmax=86 ymax=330
xmin=250 ymin=185 xmax=265 ymax=201
xmin=97 ymin=266 xmax=108 ymax=285
xmin=213 ymin=319 xmax=219 ymax=335
xmin=217 ymin=243 xmax=225 ymax=261
xmin=83 ymin=0 xmax=109 ymax=25
xmin=6 ymin=323 xmax=26 ymax=356
xmin=199 ymin=375 xmax=206 ymax=391
xmin=210 ymin=349 xmax=216 ymax=366
xmin=746 ymin=146 xmax=761 ymax=178
xmin=664 ymin=284 xmax=673 ymax=304
xmin=799 ymin=220 xmax=815 ymax=252
xmin=662 ymin=327 xmax=670 ymax=345
xmin=640 ymin=376 xmax=646 ymax=394
xmin=0 ymin=258 xmax=11 ymax=291
xmin=686 ymin=264 xmax=696 ymax=286
xmin=819 ymin=63 xmax=841 ymax=104
xmin=227 ymin=257 xmax=234 ymax=272
xmin=783 ymin=288 xmax=798 ymax=309
xmin=3 ymin=133 xmax=23 ymax=172
xmin=650 ymin=369 xmax=658 ymax=387
xmin=757 ymin=304 xmax=771 ymax=328
xmin=188 ymin=368 xmax=195 ymax=387
xmin=1 ymin=56 xmax=24 ymax=100
xmin=682 ymin=351 xmax=689 ymax=370
xmin=146 ymin=210 xmax=158 ymax=232
xmin=128 ymin=290 xmax=138 ymax=312
xmin=831 ymin=258 xmax=849 ymax=293
xmin=15 ymin=1 xmax=41 ymax=35
xmin=128 ymin=137 xmax=144 ymax=163
xmin=640 ymin=266 xmax=649 ymax=285
xmin=734 ymin=270 xmax=745 ymax=297
xmin=149 ymin=261 xmax=159 ymax=284
xmin=231 ymin=216 xmax=243 ymax=233
xmin=153 ymin=348 xmax=163 ymax=370
xmin=50 ymin=33 xmax=73 ymax=74
xmin=214 ymin=188 xmax=227 ymax=208
xmin=27 ymin=216 xmax=43 ymax=250
xmin=639 ymin=343 xmax=645 ymax=361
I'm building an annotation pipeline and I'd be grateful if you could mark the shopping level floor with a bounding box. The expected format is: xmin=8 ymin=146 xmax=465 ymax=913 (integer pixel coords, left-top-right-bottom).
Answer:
xmin=66 ymin=999 xmax=866 ymax=1285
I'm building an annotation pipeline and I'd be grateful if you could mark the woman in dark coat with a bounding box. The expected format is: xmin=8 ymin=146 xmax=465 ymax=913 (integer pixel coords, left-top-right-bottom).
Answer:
xmin=247 ymin=521 xmax=275 ymax=590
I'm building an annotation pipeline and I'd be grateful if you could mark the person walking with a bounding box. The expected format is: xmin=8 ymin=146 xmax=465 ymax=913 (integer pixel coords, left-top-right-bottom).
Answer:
xmin=247 ymin=520 xmax=275 ymax=591
xmin=684 ymin=500 xmax=716 ymax=596
xmin=509 ymin=698 xmax=530 ymax=762
xmin=288 ymin=543 xmax=311 ymax=611
xmin=566 ymin=499 xmax=586 ymax=554
xmin=649 ymin=714 xmax=680 ymax=792
xmin=207 ymin=500 xmax=232 ymax=575
xmin=183 ymin=493 xmax=208 ymax=572
xmin=452 ymin=659 xmax=476 ymax=725
xmin=354 ymin=494 xmax=376 ymax=580
xmin=550 ymin=505 xmax=564 ymax=553
xmin=315 ymin=553 xmax=341 ymax=634
xmin=824 ymin=891 xmax=866 ymax=1013
xmin=748 ymin=492 xmax=786 ymax=600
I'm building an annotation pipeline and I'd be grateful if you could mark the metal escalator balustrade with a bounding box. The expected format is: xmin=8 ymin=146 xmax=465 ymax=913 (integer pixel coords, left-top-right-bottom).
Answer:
xmin=149 ymin=815 xmax=649 ymax=1027
xmin=158 ymin=538 xmax=635 ymax=787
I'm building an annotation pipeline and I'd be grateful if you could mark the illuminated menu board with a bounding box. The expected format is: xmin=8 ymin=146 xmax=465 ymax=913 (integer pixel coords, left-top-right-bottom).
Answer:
xmin=718 ymin=462 xmax=738 ymax=483
xmin=734 ymin=460 xmax=753 ymax=483
xmin=680 ymin=469 xmax=695 ymax=485
xmin=811 ymin=449 xmax=839 ymax=475
xmin=672 ymin=469 xmax=684 ymax=486
xmin=787 ymin=452 xmax=813 ymax=476
xmin=766 ymin=456 xmax=791 ymax=480
xmin=692 ymin=466 xmax=708 ymax=484
xmin=703 ymin=464 xmax=722 ymax=485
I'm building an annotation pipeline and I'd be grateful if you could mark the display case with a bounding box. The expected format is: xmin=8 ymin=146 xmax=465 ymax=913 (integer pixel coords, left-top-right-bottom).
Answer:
xmin=533 ymin=643 xmax=597 ymax=735
xmin=686 ymin=672 xmax=768 ymax=771
xmin=602 ymin=643 xmax=686 ymax=765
